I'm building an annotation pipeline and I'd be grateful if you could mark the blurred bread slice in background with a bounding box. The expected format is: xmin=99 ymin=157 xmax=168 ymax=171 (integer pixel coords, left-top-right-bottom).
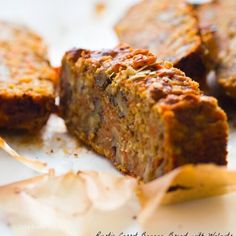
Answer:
xmin=0 ymin=21 xmax=57 ymax=131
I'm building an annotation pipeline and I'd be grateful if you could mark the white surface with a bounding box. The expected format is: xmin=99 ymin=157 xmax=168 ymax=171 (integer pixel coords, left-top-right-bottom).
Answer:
xmin=0 ymin=0 xmax=236 ymax=235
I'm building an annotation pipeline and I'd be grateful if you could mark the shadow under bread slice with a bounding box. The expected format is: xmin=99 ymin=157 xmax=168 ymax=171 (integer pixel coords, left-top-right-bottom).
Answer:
xmin=115 ymin=0 xmax=212 ymax=85
xmin=60 ymin=45 xmax=228 ymax=182
xmin=0 ymin=21 xmax=57 ymax=131
xmin=196 ymin=0 xmax=236 ymax=99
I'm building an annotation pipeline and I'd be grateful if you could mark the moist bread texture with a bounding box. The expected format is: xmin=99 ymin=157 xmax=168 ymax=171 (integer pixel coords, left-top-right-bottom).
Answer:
xmin=60 ymin=45 xmax=228 ymax=182
xmin=115 ymin=0 xmax=211 ymax=84
xmin=0 ymin=21 xmax=57 ymax=131
xmin=197 ymin=0 xmax=236 ymax=99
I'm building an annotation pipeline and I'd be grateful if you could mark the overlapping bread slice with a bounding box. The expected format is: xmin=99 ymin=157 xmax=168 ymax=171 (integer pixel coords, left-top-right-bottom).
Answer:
xmin=115 ymin=0 xmax=212 ymax=84
xmin=196 ymin=0 xmax=236 ymax=99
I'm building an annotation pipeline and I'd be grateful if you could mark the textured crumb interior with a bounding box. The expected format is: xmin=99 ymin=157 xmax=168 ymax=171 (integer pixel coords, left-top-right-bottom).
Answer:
xmin=60 ymin=46 xmax=228 ymax=182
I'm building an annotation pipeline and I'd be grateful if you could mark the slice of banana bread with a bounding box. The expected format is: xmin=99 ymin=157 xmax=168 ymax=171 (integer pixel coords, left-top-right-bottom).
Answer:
xmin=197 ymin=0 xmax=236 ymax=99
xmin=60 ymin=45 xmax=228 ymax=182
xmin=0 ymin=21 xmax=57 ymax=131
xmin=115 ymin=0 xmax=210 ymax=84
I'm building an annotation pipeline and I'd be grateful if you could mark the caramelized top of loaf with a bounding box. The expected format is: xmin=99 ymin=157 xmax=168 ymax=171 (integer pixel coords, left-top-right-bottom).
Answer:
xmin=0 ymin=21 xmax=56 ymax=98
xmin=65 ymin=45 xmax=201 ymax=103
xmin=115 ymin=0 xmax=202 ymax=66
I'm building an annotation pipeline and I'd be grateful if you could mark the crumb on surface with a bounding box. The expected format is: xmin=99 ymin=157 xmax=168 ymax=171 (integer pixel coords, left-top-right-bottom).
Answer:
xmin=95 ymin=1 xmax=106 ymax=15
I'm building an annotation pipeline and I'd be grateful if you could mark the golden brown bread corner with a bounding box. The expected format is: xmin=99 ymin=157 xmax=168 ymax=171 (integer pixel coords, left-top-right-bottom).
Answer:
xmin=0 ymin=21 xmax=57 ymax=131
xmin=196 ymin=0 xmax=236 ymax=99
xmin=59 ymin=45 xmax=228 ymax=182
xmin=115 ymin=0 xmax=213 ymax=85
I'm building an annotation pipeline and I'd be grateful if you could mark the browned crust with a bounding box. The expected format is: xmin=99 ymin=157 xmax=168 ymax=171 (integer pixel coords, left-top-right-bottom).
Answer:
xmin=60 ymin=45 xmax=228 ymax=182
xmin=0 ymin=21 xmax=56 ymax=131
xmin=115 ymin=0 xmax=209 ymax=84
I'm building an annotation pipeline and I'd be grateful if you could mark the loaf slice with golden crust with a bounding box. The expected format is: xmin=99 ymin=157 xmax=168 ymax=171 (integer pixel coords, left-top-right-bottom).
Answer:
xmin=196 ymin=0 xmax=236 ymax=99
xmin=0 ymin=21 xmax=56 ymax=131
xmin=115 ymin=0 xmax=211 ymax=84
xmin=60 ymin=45 xmax=228 ymax=182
